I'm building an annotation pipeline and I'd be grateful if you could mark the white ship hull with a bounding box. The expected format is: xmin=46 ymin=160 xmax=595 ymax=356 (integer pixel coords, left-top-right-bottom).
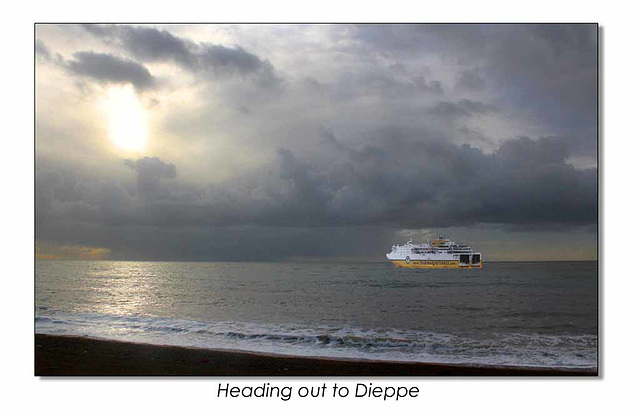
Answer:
xmin=386 ymin=237 xmax=482 ymax=269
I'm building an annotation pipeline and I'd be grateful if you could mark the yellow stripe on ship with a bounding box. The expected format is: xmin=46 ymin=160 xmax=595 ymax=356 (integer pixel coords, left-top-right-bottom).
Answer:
xmin=390 ymin=260 xmax=483 ymax=269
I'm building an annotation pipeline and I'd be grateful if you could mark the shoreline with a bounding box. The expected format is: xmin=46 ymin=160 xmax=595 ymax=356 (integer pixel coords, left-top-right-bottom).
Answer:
xmin=35 ymin=334 xmax=597 ymax=376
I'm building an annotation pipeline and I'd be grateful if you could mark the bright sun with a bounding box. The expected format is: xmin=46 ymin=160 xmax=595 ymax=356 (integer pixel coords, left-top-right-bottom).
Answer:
xmin=102 ymin=85 xmax=148 ymax=151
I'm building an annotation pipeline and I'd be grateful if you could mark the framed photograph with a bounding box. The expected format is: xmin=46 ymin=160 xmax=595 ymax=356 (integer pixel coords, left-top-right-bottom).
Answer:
xmin=35 ymin=23 xmax=598 ymax=377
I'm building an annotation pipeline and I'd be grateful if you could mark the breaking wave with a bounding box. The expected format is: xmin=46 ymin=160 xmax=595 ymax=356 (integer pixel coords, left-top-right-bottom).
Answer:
xmin=35 ymin=310 xmax=596 ymax=369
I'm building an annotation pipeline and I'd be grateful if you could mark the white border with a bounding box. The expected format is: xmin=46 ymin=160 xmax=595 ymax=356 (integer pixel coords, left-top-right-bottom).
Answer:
xmin=5 ymin=1 xmax=639 ymax=409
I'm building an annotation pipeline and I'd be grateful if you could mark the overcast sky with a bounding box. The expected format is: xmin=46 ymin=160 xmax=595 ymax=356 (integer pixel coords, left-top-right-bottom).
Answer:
xmin=35 ymin=24 xmax=597 ymax=261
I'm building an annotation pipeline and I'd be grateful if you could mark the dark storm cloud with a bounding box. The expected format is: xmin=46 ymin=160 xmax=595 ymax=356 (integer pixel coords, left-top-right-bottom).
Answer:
xmin=83 ymin=24 xmax=195 ymax=67
xmin=318 ymin=129 xmax=594 ymax=228
xmin=82 ymin=25 xmax=281 ymax=87
xmin=35 ymin=125 xmax=596 ymax=261
xmin=36 ymin=128 xmax=595 ymax=231
xmin=65 ymin=51 xmax=155 ymax=91
xmin=124 ymin=157 xmax=177 ymax=199
xmin=350 ymin=24 xmax=596 ymax=133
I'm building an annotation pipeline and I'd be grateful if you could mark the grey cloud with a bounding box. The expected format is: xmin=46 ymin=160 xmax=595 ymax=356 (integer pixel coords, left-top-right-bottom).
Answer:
xmin=530 ymin=24 xmax=596 ymax=57
xmin=313 ymin=131 xmax=579 ymax=227
xmin=82 ymin=24 xmax=281 ymax=87
xmin=81 ymin=24 xmax=192 ymax=66
xmin=350 ymin=24 xmax=596 ymax=132
xmin=428 ymin=99 xmax=498 ymax=118
xmin=124 ymin=157 xmax=177 ymax=179
xmin=66 ymin=51 xmax=155 ymax=91
xmin=412 ymin=77 xmax=443 ymax=94
xmin=330 ymin=70 xmax=444 ymax=103
xmin=35 ymin=127 xmax=596 ymax=261
xmin=320 ymin=128 xmax=352 ymax=153
xmin=36 ymin=40 xmax=65 ymax=65
xmin=35 ymin=169 xmax=62 ymax=230
xmin=124 ymin=157 xmax=177 ymax=199
xmin=37 ymin=128 xmax=594 ymax=230
xmin=35 ymin=24 xmax=597 ymax=261
xmin=113 ymin=25 xmax=195 ymax=68
xmin=198 ymin=44 xmax=263 ymax=74
xmin=37 ymin=218 xmax=393 ymax=262
xmin=458 ymin=99 xmax=498 ymax=114
xmin=456 ymin=69 xmax=485 ymax=91
xmin=297 ymin=130 xmax=592 ymax=228
xmin=457 ymin=126 xmax=497 ymax=147
xmin=35 ymin=39 xmax=52 ymax=61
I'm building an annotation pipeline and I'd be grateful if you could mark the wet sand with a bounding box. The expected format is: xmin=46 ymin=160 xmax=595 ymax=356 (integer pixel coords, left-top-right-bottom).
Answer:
xmin=35 ymin=334 xmax=596 ymax=376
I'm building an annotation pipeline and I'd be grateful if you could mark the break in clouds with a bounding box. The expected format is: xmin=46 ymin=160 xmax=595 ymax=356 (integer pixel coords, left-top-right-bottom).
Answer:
xmin=35 ymin=24 xmax=597 ymax=261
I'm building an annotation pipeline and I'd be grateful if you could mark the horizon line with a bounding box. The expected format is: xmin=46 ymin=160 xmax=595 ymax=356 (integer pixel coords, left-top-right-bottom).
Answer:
xmin=35 ymin=258 xmax=598 ymax=263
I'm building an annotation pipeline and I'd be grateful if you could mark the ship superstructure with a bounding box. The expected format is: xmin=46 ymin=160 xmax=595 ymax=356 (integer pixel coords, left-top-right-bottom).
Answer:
xmin=386 ymin=236 xmax=482 ymax=269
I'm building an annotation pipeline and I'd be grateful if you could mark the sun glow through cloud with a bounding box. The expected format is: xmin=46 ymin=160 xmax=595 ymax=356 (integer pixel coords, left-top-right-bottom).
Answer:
xmin=103 ymin=85 xmax=148 ymax=151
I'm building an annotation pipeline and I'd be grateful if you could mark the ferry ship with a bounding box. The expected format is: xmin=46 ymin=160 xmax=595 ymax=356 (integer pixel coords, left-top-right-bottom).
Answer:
xmin=386 ymin=236 xmax=482 ymax=269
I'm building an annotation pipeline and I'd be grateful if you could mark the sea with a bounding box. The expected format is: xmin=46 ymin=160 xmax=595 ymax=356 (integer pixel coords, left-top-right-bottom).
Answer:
xmin=35 ymin=260 xmax=598 ymax=370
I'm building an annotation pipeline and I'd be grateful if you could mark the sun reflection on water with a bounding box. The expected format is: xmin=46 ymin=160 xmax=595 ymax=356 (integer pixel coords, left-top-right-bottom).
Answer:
xmin=91 ymin=262 xmax=164 ymax=318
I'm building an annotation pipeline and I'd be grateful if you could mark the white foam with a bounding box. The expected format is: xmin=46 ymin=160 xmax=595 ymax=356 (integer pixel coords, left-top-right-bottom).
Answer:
xmin=35 ymin=310 xmax=597 ymax=369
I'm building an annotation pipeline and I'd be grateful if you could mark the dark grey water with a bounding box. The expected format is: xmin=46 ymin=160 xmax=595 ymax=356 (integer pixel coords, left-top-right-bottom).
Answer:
xmin=35 ymin=260 xmax=597 ymax=368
